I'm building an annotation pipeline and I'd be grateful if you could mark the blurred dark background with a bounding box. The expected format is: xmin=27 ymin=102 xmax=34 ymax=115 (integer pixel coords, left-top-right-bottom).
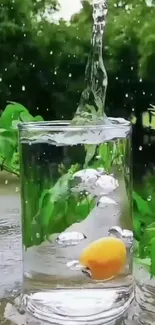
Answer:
xmin=0 ymin=0 xmax=155 ymax=183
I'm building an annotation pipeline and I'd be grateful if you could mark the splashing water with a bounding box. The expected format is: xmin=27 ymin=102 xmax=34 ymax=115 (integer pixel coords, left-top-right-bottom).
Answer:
xmin=73 ymin=0 xmax=108 ymax=124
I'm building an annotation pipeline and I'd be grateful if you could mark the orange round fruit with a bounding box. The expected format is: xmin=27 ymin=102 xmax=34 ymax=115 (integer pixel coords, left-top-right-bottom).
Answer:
xmin=79 ymin=237 xmax=127 ymax=281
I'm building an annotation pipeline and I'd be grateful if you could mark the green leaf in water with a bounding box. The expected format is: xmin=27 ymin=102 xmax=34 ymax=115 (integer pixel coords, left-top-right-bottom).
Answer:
xmin=84 ymin=144 xmax=96 ymax=166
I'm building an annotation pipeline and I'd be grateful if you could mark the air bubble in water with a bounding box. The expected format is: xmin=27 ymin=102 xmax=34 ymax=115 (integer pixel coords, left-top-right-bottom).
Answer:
xmin=56 ymin=231 xmax=86 ymax=247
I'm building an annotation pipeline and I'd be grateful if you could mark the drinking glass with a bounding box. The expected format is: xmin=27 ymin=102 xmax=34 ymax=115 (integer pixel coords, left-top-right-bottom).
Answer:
xmin=18 ymin=119 xmax=133 ymax=324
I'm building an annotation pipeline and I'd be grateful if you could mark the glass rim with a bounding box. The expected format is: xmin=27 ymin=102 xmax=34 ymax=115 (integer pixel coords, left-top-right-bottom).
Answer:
xmin=18 ymin=118 xmax=131 ymax=132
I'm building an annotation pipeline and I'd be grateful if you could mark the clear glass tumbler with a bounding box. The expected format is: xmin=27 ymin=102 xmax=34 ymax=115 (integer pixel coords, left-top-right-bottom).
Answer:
xmin=18 ymin=119 xmax=133 ymax=325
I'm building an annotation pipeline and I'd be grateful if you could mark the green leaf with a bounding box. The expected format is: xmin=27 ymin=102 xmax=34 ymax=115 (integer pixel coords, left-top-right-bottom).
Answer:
xmin=33 ymin=115 xmax=44 ymax=122
xmin=150 ymin=237 xmax=155 ymax=276
xmin=0 ymin=129 xmax=17 ymax=163
xmin=0 ymin=102 xmax=30 ymax=129
xmin=20 ymin=111 xmax=34 ymax=122
xmin=98 ymin=143 xmax=111 ymax=172
xmin=75 ymin=198 xmax=89 ymax=221
xmin=37 ymin=190 xmax=55 ymax=227
xmin=133 ymin=217 xmax=143 ymax=241
xmin=37 ymin=165 xmax=79 ymax=228
xmin=132 ymin=191 xmax=153 ymax=217
xmin=84 ymin=144 xmax=96 ymax=166
xmin=134 ymin=257 xmax=151 ymax=273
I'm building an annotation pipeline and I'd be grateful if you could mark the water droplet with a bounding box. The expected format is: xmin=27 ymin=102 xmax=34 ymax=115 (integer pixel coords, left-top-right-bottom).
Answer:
xmin=66 ymin=260 xmax=84 ymax=271
xmin=15 ymin=187 xmax=19 ymax=192
xmin=147 ymin=195 xmax=152 ymax=202
xmin=69 ymin=73 xmax=72 ymax=77
xmin=98 ymin=196 xmax=117 ymax=208
xmin=56 ymin=231 xmax=86 ymax=247
xmin=0 ymin=78 xmax=2 ymax=82
xmin=139 ymin=146 xmax=143 ymax=151
xmin=5 ymin=180 xmax=8 ymax=185
xmin=50 ymin=51 xmax=53 ymax=55
xmin=36 ymin=233 xmax=40 ymax=238
xmin=125 ymin=93 xmax=128 ymax=98
xmin=22 ymin=85 xmax=25 ymax=91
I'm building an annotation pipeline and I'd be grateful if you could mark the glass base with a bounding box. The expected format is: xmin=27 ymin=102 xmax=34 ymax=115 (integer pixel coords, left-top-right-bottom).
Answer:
xmin=134 ymin=262 xmax=155 ymax=325
xmin=135 ymin=285 xmax=155 ymax=325
xmin=21 ymin=288 xmax=134 ymax=325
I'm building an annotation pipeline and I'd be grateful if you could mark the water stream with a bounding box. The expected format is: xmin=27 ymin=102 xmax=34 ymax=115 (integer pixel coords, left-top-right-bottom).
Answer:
xmin=73 ymin=0 xmax=108 ymax=124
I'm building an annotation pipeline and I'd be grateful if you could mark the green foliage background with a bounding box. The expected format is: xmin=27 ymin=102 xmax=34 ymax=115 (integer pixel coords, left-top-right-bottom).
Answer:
xmin=0 ymin=0 xmax=155 ymax=122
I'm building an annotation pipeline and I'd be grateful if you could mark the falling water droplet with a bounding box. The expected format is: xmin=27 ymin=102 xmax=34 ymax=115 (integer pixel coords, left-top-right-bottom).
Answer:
xmin=5 ymin=180 xmax=8 ymax=185
xmin=56 ymin=231 xmax=86 ymax=247
xmin=22 ymin=85 xmax=25 ymax=91
xmin=147 ymin=195 xmax=152 ymax=202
